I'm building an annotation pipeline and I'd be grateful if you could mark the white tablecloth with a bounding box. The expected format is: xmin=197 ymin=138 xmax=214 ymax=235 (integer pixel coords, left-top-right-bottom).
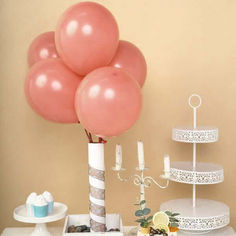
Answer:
xmin=1 ymin=226 xmax=236 ymax=236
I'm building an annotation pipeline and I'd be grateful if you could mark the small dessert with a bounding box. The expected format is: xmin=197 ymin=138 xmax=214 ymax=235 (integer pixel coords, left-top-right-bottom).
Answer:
xmin=33 ymin=194 xmax=48 ymax=218
xmin=151 ymin=211 xmax=179 ymax=236
xmin=26 ymin=192 xmax=37 ymax=217
xmin=43 ymin=191 xmax=54 ymax=214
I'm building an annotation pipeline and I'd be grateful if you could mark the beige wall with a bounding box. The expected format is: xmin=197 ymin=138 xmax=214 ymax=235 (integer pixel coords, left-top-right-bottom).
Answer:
xmin=1 ymin=0 xmax=236 ymax=231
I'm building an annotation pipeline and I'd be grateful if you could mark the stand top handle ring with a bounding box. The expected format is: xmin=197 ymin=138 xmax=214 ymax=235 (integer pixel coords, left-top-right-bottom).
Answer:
xmin=188 ymin=94 xmax=202 ymax=109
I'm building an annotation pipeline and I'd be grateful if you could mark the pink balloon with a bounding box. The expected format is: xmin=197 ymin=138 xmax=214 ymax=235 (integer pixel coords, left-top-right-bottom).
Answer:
xmin=25 ymin=59 xmax=82 ymax=123
xmin=55 ymin=2 xmax=119 ymax=76
xmin=110 ymin=40 xmax=147 ymax=87
xmin=74 ymin=67 xmax=142 ymax=137
xmin=28 ymin=31 xmax=59 ymax=67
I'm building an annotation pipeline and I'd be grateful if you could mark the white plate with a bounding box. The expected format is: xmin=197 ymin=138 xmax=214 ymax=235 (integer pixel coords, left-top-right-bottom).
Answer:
xmin=14 ymin=202 xmax=68 ymax=224
xmin=160 ymin=198 xmax=230 ymax=232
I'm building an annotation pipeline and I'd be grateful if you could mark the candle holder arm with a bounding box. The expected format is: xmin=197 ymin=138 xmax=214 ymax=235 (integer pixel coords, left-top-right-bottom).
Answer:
xmin=133 ymin=174 xmax=142 ymax=186
xmin=116 ymin=171 xmax=143 ymax=185
xmin=116 ymin=171 xmax=132 ymax=182
xmin=143 ymin=176 xmax=169 ymax=189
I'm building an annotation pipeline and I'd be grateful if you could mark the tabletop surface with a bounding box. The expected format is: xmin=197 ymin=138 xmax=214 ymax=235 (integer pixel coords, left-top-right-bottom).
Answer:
xmin=1 ymin=226 xmax=236 ymax=236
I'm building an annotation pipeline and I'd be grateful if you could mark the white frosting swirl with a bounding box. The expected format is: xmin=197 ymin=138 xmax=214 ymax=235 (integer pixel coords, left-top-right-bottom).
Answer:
xmin=34 ymin=194 xmax=48 ymax=206
xmin=26 ymin=192 xmax=37 ymax=204
xmin=43 ymin=191 xmax=54 ymax=202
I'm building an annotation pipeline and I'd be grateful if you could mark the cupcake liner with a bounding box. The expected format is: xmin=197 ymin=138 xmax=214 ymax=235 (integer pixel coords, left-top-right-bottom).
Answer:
xmin=33 ymin=204 xmax=48 ymax=218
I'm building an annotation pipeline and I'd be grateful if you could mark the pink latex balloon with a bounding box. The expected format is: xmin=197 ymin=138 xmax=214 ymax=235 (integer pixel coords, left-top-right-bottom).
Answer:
xmin=25 ymin=59 xmax=82 ymax=123
xmin=55 ymin=2 xmax=119 ymax=76
xmin=109 ymin=40 xmax=147 ymax=87
xmin=28 ymin=31 xmax=59 ymax=67
xmin=74 ymin=67 xmax=142 ymax=137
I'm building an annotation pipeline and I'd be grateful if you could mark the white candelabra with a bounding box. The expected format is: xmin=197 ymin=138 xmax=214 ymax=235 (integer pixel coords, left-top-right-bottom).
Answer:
xmin=112 ymin=141 xmax=170 ymax=205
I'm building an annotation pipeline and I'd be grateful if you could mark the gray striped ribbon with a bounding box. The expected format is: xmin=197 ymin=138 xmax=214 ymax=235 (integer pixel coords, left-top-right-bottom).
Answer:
xmin=89 ymin=166 xmax=106 ymax=232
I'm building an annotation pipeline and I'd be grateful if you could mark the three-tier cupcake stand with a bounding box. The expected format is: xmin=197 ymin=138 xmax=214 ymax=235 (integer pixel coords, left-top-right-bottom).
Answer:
xmin=160 ymin=94 xmax=230 ymax=234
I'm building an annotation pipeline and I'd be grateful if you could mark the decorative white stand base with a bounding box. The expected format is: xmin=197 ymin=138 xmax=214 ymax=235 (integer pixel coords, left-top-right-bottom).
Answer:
xmin=30 ymin=224 xmax=51 ymax=236
xmin=160 ymin=199 xmax=230 ymax=233
xmin=13 ymin=202 xmax=67 ymax=236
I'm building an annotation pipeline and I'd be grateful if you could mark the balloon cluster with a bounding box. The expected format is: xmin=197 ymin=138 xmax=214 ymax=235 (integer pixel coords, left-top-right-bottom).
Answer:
xmin=25 ymin=2 xmax=147 ymax=138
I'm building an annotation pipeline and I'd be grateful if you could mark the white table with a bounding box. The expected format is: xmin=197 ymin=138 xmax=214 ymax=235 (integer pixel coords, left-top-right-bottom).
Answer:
xmin=1 ymin=226 xmax=236 ymax=236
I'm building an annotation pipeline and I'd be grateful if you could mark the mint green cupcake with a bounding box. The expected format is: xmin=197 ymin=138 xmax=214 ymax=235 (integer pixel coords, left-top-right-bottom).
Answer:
xmin=33 ymin=195 xmax=48 ymax=218
xmin=43 ymin=191 xmax=54 ymax=214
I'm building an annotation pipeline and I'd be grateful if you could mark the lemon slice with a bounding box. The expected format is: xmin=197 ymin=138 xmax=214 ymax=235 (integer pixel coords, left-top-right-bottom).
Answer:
xmin=152 ymin=211 xmax=169 ymax=226
xmin=153 ymin=223 xmax=170 ymax=233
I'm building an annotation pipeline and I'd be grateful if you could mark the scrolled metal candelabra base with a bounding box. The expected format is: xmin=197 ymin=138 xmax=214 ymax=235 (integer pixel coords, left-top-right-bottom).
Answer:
xmin=112 ymin=166 xmax=169 ymax=205
xmin=116 ymin=171 xmax=169 ymax=188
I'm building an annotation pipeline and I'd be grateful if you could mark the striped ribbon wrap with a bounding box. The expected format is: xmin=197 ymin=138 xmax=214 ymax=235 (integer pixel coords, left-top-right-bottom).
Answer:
xmin=88 ymin=143 xmax=106 ymax=232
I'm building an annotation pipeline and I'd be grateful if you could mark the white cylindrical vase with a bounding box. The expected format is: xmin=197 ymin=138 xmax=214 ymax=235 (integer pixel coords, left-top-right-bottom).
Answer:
xmin=88 ymin=143 xmax=106 ymax=232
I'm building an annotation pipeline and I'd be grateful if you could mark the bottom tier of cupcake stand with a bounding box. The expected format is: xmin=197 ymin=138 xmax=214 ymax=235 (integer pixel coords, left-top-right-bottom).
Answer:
xmin=161 ymin=198 xmax=230 ymax=234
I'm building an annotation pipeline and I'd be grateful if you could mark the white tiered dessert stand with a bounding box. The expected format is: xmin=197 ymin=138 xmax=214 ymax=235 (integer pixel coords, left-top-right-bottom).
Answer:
xmin=160 ymin=94 xmax=230 ymax=234
xmin=13 ymin=202 xmax=67 ymax=236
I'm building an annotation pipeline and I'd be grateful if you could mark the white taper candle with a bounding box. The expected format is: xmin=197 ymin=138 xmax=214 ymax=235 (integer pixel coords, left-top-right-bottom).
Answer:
xmin=137 ymin=141 xmax=145 ymax=170
xmin=164 ymin=154 xmax=170 ymax=177
xmin=115 ymin=144 xmax=122 ymax=170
